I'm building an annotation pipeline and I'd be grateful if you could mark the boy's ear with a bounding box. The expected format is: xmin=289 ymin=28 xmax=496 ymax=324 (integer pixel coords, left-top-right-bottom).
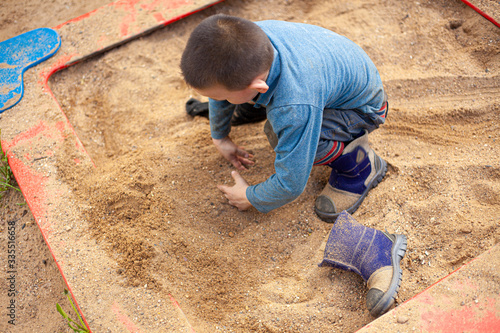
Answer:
xmin=249 ymin=78 xmax=269 ymax=94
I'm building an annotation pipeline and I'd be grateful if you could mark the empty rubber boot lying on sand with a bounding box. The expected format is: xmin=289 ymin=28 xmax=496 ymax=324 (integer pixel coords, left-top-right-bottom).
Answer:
xmin=319 ymin=211 xmax=407 ymax=317
xmin=315 ymin=131 xmax=387 ymax=222
xmin=186 ymin=98 xmax=267 ymax=125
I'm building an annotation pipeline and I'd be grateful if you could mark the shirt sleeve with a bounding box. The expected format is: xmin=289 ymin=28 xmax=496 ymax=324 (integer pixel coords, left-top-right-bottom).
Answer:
xmin=209 ymin=99 xmax=234 ymax=140
xmin=246 ymin=104 xmax=323 ymax=213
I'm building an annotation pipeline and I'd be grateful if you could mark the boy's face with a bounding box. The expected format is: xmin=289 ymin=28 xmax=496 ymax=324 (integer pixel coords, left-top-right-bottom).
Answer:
xmin=195 ymin=85 xmax=260 ymax=105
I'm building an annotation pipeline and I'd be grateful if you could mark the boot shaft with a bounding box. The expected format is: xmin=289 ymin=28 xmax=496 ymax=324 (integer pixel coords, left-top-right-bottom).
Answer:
xmin=319 ymin=211 xmax=407 ymax=317
xmin=319 ymin=211 xmax=393 ymax=281
xmin=327 ymin=132 xmax=376 ymax=195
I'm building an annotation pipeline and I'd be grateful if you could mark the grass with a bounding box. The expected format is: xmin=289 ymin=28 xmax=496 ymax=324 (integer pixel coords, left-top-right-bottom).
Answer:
xmin=0 ymin=129 xmax=21 ymax=201
xmin=57 ymin=289 xmax=90 ymax=333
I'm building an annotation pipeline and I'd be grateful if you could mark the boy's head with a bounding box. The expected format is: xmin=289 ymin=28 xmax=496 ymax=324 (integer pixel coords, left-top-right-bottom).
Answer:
xmin=180 ymin=14 xmax=274 ymax=103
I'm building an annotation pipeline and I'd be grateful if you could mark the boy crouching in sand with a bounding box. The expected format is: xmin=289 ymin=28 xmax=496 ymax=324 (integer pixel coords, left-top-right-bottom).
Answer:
xmin=180 ymin=14 xmax=406 ymax=317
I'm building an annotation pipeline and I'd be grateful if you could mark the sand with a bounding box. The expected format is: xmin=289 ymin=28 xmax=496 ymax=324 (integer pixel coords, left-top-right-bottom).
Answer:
xmin=1 ymin=0 xmax=499 ymax=332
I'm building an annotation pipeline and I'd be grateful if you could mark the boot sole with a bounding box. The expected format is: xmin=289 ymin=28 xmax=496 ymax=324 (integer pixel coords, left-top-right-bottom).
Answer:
xmin=315 ymin=156 xmax=388 ymax=223
xmin=370 ymin=233 xmax=407 ymax=317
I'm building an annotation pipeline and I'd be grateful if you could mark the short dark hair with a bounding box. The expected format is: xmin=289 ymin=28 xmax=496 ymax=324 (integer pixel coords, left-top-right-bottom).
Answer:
xmin=180 ymin=14 xmax=274 ymax=91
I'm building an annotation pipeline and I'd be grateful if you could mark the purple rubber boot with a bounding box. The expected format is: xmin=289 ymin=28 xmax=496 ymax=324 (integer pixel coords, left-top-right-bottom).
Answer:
xmin=319 ymin=211 xmax=407 ymax=317
xmin=315 ymin=131 xmax=387 ymax=222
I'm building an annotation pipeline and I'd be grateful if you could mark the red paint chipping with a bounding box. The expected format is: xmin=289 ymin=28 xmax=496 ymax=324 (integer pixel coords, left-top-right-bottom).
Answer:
xmin=159 ymin=0 xmax=224 ymax=27
xmin=422 ymin=297 xmax=500 ymax=332
xmin=140 ymin=0 xmax=163 ymax=11
xmin=113 ymin=0 xmax=142 ymax=9
xmin=53 ymin=8 xmax=100 ymax=30
xmin=141 ymin=0 xmax=193 ymax=11
xmin=55 ymin=120 xmax=67 ymax=134
xmin=120 ymin=14 xmax=137 ymax=37
xmin=153 ymin=12 xmax=166 ymax=22
xmin=4 ymin=121 xmax=49 ymax=151
xmin=111 ymin=0 xmax=141 ymax=37
xmin=38 ymin=53 xmax=80 ymax=88
xmin=3 ymin=120 xmax=68 ymax=152
xmin=169 ymin=294 xmax=197 ymax=332
xmin=6 ymin=154 xmax=47 ymax=227
xmin=112 ymin=302 xmax=143 ymax=333
xmin=97 ymin=34 xmax=109 ymax=50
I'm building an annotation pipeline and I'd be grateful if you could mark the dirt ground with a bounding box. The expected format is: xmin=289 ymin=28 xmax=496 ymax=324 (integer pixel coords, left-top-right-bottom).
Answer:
xmin=1 ymin=0 xmax=500 ymax=332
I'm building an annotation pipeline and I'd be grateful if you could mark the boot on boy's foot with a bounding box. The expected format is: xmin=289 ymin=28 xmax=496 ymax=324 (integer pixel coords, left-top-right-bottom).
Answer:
xmin=315 ymin=131 xmax=387 ymax=222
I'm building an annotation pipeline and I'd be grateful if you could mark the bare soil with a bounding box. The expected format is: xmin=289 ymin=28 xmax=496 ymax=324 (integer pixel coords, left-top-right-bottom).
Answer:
xmin=1 ymin=0 xmax=500 ymax=332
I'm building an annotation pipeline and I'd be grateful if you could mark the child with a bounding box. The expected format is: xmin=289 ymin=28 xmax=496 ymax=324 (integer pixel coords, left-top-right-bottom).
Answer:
xmin=181 ymin=15 xmax=406 ymax=317
xmin=181 ymin=14 xmax=388 ymax=221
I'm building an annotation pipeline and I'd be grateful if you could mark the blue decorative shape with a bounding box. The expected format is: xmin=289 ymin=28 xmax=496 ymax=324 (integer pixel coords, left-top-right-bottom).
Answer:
xmin=0 ymin=28 xmax=61 ymax=113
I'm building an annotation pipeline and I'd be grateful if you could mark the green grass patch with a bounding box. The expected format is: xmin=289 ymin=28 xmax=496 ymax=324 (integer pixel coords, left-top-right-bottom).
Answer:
xmin=57 ymin=289 xmax=90 ymax=333
xmin=0 ymin=129 xmax=21 ymax=201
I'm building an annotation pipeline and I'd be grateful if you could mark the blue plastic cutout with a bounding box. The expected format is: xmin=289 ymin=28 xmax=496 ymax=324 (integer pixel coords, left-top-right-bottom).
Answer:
xmin=0 ymin=28 xmax=61 ymax=113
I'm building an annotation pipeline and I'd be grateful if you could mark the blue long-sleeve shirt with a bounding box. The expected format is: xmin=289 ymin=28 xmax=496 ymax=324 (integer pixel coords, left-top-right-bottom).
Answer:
xmin=209 ymin=20 xmax=385 ymax=213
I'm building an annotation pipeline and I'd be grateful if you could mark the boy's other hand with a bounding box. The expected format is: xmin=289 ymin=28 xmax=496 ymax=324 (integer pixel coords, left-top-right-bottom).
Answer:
xmin=213 ymin=136 xmax=254 ymax=170
xmin=218 ymin=171 xmax=252 ymax=211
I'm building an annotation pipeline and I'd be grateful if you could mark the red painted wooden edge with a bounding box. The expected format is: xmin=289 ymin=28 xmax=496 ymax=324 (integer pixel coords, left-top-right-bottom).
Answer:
xmin=460 ymin=0 xmax=500 ymax=28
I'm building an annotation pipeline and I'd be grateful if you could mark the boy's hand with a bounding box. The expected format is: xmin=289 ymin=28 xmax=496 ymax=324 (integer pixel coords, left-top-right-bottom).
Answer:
xmin=213 ymin=137 xmax=254 ymax=170
xmin=218 ymin=171 xmax=252 ymax=211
